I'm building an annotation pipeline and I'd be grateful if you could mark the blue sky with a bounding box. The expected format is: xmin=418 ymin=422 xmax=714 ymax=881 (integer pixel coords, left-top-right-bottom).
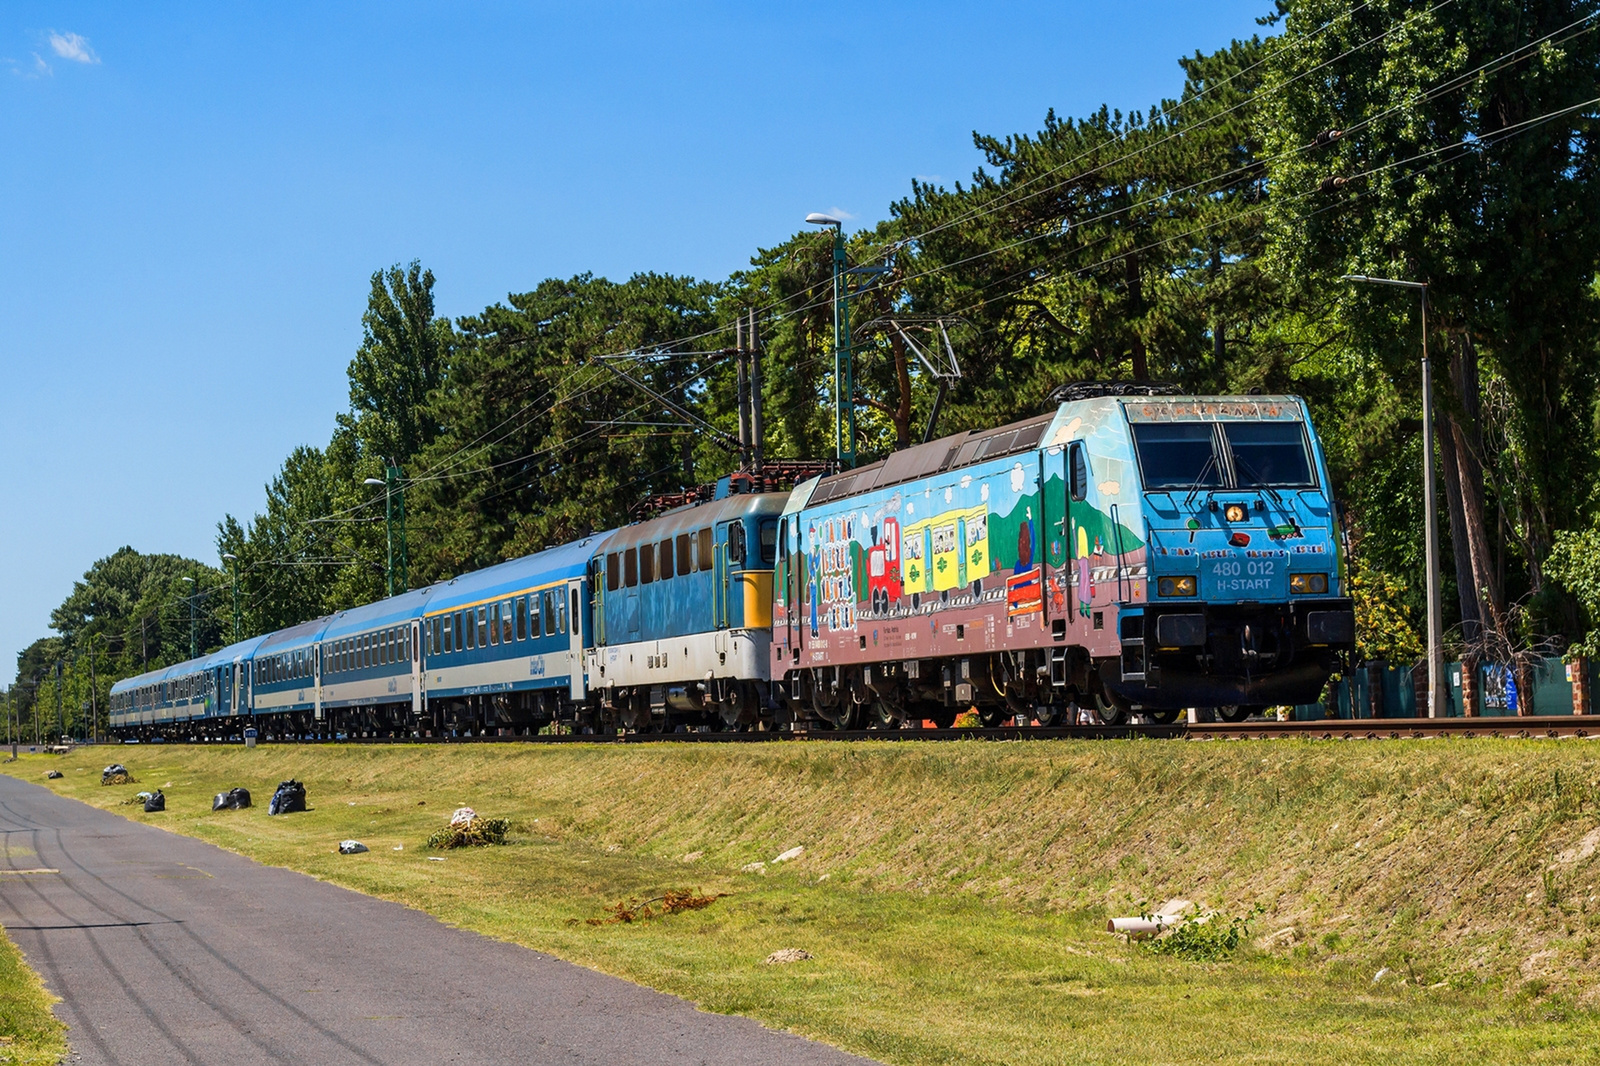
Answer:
xmin=0 ymin=1 xmax=1273 ymax=675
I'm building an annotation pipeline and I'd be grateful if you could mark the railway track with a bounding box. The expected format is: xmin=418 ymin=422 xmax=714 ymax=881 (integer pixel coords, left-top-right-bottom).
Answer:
xmin=221 ymin=713 xmax=1600 ymax=745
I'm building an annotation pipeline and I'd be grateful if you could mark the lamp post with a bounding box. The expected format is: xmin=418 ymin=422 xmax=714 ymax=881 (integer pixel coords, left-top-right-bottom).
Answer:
xmin=222 ymin=552 xmax=240 ymax=643
xmin=364 ymin=461 xmax=408 ymax=598
xmin=182 ymin=576 xmax=197 ymax=660
xmin=53 ymin=660 xmax=64 ymax=743
xmin=806 ymin=213 xmax=856 ymax=468
xmin=1341 ymin=274 xmax=1443 ymax=718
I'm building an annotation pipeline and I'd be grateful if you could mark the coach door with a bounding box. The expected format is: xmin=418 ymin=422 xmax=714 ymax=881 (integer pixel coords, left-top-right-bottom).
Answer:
xmin=411 ymin=621 xmax=424 ymax=718
xmin=313 ymin=642 xmax=324 ymax=722
xmin=567 ymin=579 xmax=586 ymax=700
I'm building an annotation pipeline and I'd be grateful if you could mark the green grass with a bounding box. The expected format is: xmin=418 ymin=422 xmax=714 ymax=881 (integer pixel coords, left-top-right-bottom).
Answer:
xmin=15 ymin=738 xmax=1600 ymax=1064
xmin=0 ymin=914 xmax=67 ymax=1066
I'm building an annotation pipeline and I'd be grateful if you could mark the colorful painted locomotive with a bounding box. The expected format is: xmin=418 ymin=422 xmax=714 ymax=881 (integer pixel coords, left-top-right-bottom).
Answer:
xmin=111 ymin=393 xmax=1354 ymax=738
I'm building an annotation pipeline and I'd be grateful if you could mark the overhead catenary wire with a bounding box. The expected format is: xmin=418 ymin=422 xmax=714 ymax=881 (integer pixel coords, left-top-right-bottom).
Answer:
xmin=96 ymin=6 xmax=1600 ymax=673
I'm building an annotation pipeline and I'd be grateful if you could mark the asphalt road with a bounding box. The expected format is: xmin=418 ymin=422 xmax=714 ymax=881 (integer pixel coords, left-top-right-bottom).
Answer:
xmin=0 ymin=774 xmax=879 ymax=1066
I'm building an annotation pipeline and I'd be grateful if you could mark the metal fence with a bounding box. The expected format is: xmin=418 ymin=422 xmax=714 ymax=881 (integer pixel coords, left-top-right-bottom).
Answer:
xmin=1291 ymin=655 xmax=1594 ymax=720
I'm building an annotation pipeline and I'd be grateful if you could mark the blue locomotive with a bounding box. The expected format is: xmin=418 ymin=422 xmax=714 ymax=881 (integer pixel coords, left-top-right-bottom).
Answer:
xmin=110 ymin=392 xmax=1354 ymax=738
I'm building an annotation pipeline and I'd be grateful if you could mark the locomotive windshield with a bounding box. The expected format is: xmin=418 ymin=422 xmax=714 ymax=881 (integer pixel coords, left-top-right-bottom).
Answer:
xmin=1133 ymin=419 xmax=1316 ymax=490
xmin=1223 ymin=421 xmax=1315 ymax=487
xmin=1130 ymin=423 xmax=1222 ymax=489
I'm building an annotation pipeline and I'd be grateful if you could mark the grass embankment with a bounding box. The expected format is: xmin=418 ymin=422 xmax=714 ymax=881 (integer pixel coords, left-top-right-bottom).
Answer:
xmin=0 ymin=915 xmax=67 ymax=1066
xmin=16 ymin=739 xmax=1600 ymax=1064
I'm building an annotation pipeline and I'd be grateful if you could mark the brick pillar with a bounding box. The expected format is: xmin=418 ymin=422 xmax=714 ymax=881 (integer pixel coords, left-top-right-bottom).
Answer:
xmin=1461 ymin=657 xmax=1478 ymax=718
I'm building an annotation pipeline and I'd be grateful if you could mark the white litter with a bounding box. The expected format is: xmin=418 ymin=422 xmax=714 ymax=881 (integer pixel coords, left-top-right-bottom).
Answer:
xmin=772 ymin=846 xmax=805 ymax=864
xmin=741 ymin=861 xmax=767 ymax=872
xmin=450 ymin=807 xmax=476 ymax=826
xmin=338 ymin=840 xmax=369 ymax=855
xmin=427 ymin=856 xmax=446 ymax=862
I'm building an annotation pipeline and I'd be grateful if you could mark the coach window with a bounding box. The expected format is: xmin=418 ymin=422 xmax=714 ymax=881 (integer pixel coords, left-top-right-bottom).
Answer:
xmin=625 ymin=547 xmax=638 ymax=587
xmin=676 ymin=533 xmax=692 ymax=575
xmin=489 ymin=604 xmax=501 ymax=645
xmin=477 ymin=606 xmax=489 ymax=647
xmin=606 ymin=553 xmax=620 ymax=592
xmin=697 ymin=528 xmax=714 ymax=571
xmin=542 ymin=589 xmax=558 ymax=635
xmin=404 ymin=628 xmax=412 ymax=662
xmin=501 ymin=600 xmax=514 ymax=644
xmin=527 ymin=592 xmax=541 ymax=638
xmin=555 ymin=589 xmax=568 ymax=634
xmin=452 ymin=611 xmax=464 ymax=651
xmin=515 ymin=598 xmax=527 ymax=640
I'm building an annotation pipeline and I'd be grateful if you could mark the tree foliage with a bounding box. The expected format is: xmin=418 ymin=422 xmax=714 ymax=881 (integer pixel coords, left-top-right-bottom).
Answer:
xmin=18 ymin=3 xmax=1600 ymax=711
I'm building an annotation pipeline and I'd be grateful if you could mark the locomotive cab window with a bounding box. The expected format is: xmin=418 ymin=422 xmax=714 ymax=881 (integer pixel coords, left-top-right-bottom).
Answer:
xmin=760 ymin=519 xmax=778 ymax=565
xmin=1224 ymin=421 xmax=1315 ymax=488
xmin=1131 ymin=422 xmax=1223 ymax=490
xmin=728 ymin=521 xmax=746 ymax=565
xmin=1069 ymin=442 xmax=1089 ymax=501
xmin=606 ymin=552 xmax=620 ymax=592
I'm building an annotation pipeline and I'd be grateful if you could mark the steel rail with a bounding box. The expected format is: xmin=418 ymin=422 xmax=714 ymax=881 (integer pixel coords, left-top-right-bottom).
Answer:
xmin=158 ymin=714 xmax=1600 ymax=746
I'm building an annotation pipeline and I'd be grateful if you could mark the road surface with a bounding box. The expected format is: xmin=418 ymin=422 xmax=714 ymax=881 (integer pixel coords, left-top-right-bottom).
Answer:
xmin=0 ymin=773 xmax=877 ymax=1065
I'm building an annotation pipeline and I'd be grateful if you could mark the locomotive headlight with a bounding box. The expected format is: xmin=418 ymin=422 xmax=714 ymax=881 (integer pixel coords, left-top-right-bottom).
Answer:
xmin=1224 ymin=503 xmax=1247 ymax=523
xmin=1158 ymin=575 xmax=1197 ymax=597
xmin=1290 ymin=572 xmax=1328 ymax=595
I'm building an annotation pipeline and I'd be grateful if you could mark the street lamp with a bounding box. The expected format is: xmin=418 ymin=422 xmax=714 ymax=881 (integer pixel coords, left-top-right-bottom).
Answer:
xmin=182 ymin=576 xmax=197 ymax=660
xmin=1341 ymin=274 xmax=1443 ymax=718
xmin=807 ymin=212 xmax=856 ymax=468
xmin=364 ymin=462 xmax=408 ymax=598
xmin=221 ymin=552 xmax=240 ymax=643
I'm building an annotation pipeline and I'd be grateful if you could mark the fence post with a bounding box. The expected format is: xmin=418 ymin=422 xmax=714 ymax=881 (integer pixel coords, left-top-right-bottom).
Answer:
xmin=1516 ymin=658 xmax=1533 ymax=717
xmin=1572 ymin=656 xmax=1591 ymax=716
xmin=1461 ymin=657 xmax=1478 ymax=717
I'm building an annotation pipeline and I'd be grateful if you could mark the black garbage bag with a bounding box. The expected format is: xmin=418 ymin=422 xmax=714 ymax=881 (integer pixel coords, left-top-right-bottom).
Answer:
xmin=212 ymin=787 xmax=252 ymax=811
xmin=143 ymin=790 xmax=165 ymax=813
xmin=101 ymin=764 xmax=134 ymax=785
xmin=268 ymin=780 xmax=306 ymax=816
xmin=45 ymin=771 xmax=63 ymax=780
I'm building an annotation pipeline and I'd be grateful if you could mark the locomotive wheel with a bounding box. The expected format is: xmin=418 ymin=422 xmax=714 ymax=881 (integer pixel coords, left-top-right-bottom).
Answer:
xmin=1093 ymin=691 xmax=1128 ymax=726
xmin=1145 ymin=708 xmax=1181 ymax=725
xmin=1033 ymin=704 xmax=1061 ymax=726
xmin=979 ymin=707 xmax=1009 ymax=727
xmin=1216 ymin=705 xmax=1254 ymax=723
xmin=830 ymin=702 xmax=863 ymax=730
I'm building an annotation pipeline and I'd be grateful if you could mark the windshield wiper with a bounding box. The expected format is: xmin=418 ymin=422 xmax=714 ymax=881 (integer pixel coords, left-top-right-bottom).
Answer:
xmin=1231 ymin=453 xmax=1285 ymax=506
xmin=1182 ymin=454 xmax=1219 ymax=507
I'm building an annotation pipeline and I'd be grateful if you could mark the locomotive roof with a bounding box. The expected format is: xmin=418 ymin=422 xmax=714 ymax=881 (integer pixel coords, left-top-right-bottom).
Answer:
xmin=806 ymin=411 xmax=1055 ymax=508
xmin=604 ymin=491 xmax=787 ymax=551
